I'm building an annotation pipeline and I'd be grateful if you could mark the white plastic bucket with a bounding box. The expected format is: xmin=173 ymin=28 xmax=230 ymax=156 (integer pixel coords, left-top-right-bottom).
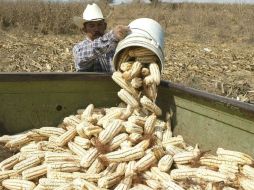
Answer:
xmin=113 ymin=18 xmax=165 ymax=71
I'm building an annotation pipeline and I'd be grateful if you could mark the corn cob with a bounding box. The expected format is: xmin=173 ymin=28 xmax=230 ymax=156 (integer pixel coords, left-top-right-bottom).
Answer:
xmin=74 ymin=136 xmax=91 ymax=149
xmin=222 ymin=187 xmax=237 ymax=190
xmin=114 ymin=177 xmax=132 ymax=190
xmin=118 ymin=89 xmax=139 ymax=108
xmin=125 ymin=161 xmax=136 ymax=177
xmin=141 ymin=67 xmax=150 ymax=77
xmin=98 ymin=172 xmax=123 ymax=188
xmin=140 ymin=170 xmax=153 ymax=180
xmin=0 ymin=170 xmax=17 ymax=182
xmin=81 ymin=104 xmax=94 ymax=119
xmin=108 ymin=133 xmax=129 ymax=151
xmin=80 ymin=148 xmax=100 ymax=168
xmin=100 ymin=147 xmax=145 ymax=163
xmin=128 ymin=47 xmax=154 ymax=57
xmin=129 ymin=133 xmax=143 ymax=143
xmin=97 ymin=108 xmax=122 ymax=126
xmin=62 ymin=115 xmax=80 ymax=127
xmin=112 ymin=71 xmax=138 ymax=98
xmin=143 ymin=75 xmax=155 ymax=86
xmin=130 ymin=184 xmax=154 ymax=190
xmin=45 ymin=152 xmax=79 ymax=163
xmin=33 ymin=127 xmax=66 ymax=137
xmin=218 ymin=163 xmax=239 ymax=175
xmin=200 ymin=155 xmax=239 ymax=168
xmin=98 ymin=119 xmax=123 ymax=144
xmin=134 ymin=152 xmax=157 ymax=172
xmin=73 ymin=172 xmax=101 ymax=182
xmin=47 ymin=162 xmax=80 ymax=172
xmin=47 ymin=171 xmax=75 ymax=181
xmin=136 ymin=55 xmax=158 ymax=63
xmin=242 ymin=165 xmax=254 ymax=180
xmin=116 ymin=162 xmax=127 ymax=175
xmin=217 ymin=148 xmax=254 ymax=165
xmin=120 ymin=140 xmax=133 ymax=149
xmin=19 ymin=150 xmax=45 ymax=160
xmin=76 ymin=121 xmax=89 ymax=138
xmin=122 ymin=70 xmax=132 ymax=81
xmin=86 ymin=158 xmax=105 ymax=174
xmin=239 ymin=177 xmax=254 ymax=190
xmin=131 ymin=77 xmax=143 ymax=89
xmin=39 ymin=178 xmax=69 ymax=189
xmin=20 ymin=142 xmax=39 ymax=152
xmin=162 ymin=128 xmax=173 ymax=142
xmin=170 ymin=168 xmax=198 ymax=180
xmin=120 ymin=105 xmax=134 ymax=120
xmin=173 ymin=146 xmax=200 ymax=164
xmin=196 ymin=168 xmax=230 ymax=183
xmin=151 ymin=166 xmax=171 ymax=182
xmin=143 ymin=83 xmax=157 ymax=102
xmin=130 ymin=61 xmax=142 ymax=78
xmin=33 ymin=184 xmax=47 ymax=190
xmin=5 ymin=134 xmax=31 ymax=149
xmin=120 ymin=62 xmax=133 ymax=72
xmin=123 ymin=121 xmax=143 ymax=134
xmin=140 ymin=96 xmax=162 ymax=116
xmin=13 ymin=155 xmax=43 ymax=173
xmin=128 ymin=115 xmax=146 ymax=127
xmin=0 ymin=134 xmax=23 ymax=144
xmin=162 ymin=135 xmax=186 ymax=148
xmin=83 ymin=124 xmax=103 ymax=137
xmin=0 ymin=153 xmax=21 ymax=171
xmin=55 ymin=128 xmax=77 ymax=147
xmin=118 ymin=48 xmax=131 ymax=66
xmin=149 ymin=63 xmax=161 ymax=85
xmin=158 ymin=154 xmax=173 ymax=172
xmin=68 ymin=142 xmax=87 ymax=157
xmin=144 ymin=114 xmax=157 ymax=135
xmin=145 ymin=179 xmax=163 ymax=190
xmin=100 ymin=163 xmax=118 ymax=176
xmin=2 ymin=179 xmax=36 ymax=190
xmin=22 ymin=164 xmax=47 ymax=180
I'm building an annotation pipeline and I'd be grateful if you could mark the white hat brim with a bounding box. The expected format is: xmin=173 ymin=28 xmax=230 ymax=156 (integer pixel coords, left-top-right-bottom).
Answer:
xmin=73 ymin=16 xmax=104 ymax=29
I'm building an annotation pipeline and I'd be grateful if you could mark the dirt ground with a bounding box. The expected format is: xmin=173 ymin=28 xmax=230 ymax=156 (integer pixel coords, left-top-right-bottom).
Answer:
xmin=0 ymin=29 xmax=253 ymax=104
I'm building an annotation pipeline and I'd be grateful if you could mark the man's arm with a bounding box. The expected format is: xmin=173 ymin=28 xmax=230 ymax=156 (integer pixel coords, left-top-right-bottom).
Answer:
xmin=73 ymin=31 xmax=118 ymax=71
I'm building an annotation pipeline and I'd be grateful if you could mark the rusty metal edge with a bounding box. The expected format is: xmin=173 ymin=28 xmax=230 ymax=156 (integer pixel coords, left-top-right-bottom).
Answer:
xmin=160 ymin=80 xmax=254 ymax=114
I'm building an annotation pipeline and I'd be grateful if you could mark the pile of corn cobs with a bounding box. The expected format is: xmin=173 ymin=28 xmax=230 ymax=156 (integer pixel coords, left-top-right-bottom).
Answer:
xmin=0 ymin=47 xmax=254 ymax=190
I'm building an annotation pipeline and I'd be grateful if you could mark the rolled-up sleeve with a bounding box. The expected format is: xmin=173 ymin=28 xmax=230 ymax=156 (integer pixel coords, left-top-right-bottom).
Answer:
xmin=73 ymin=30 xmax=118 ymax=71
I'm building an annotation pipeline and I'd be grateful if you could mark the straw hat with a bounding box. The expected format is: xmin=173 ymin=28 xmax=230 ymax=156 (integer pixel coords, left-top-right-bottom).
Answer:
xmin=73 ymin=3 xmax=104 ymax=29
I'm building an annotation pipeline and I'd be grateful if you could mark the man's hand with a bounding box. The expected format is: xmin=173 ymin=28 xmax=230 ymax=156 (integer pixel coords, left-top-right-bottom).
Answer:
xmin=113 ymin=25 xmax=130 ymax=40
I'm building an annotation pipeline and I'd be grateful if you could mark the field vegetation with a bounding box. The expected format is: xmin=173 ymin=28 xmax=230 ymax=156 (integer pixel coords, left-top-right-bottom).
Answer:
xmin=0 ymin=0 xmax=253 ymax=103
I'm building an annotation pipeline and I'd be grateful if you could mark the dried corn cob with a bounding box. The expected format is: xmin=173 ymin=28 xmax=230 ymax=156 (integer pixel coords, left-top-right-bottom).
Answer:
xmin=55 ymin=128 xmax=77 ymax=147
xmin=134 ymin=152 xmax=157 ymax=172
xmin=47 ymin=171 xmax=75 ymax=181
xmin=80 ymin=148 xmax=100 ymax=168
xmin=125 ymin=161 xmax=136 ymax=177
xmin=98 ymin=172 xmax=124 ymax=188
xmin=73 ymin=172 xmax=101 ymax=182
xmin=130 ymin=184 xmax=153 ymax=190
xmin=0 ymin=153 xmax=21 ymax=171
xmin=22 ymin=164 xmax=47 ymax=180
xmin=45 ymin=152 xmax=79 ymax=163
xmin=242 ymin=165 xmax=254 ymax=180
xmin=170 ymin=168 xmax=198 ymax=180
xmin=120 ymin=62 xmax=133 ymax=72
xmin=74 ymin=136 xmax=91 ymax=149
xmin=141 ymin=67 xmax=150 ymax=77
xmin=39 ymin=178 xmax=69 ymax=189
xmin=129 ymin=133 xmax=143 ymax=143
xmin=33 ymin=127 xmax=66 ymax=137
xmin=100 ymin=163 xmax=118 ymax=176
xmin=128 ymin=47 xmax=154 ymax=57
xmin=108 ymin=133 xmax=129 ymax=151
xmin=0 ymin=170 xmax=17 ymax=182
xmin=98 ymin=119 xmax=123 ymax=144
xmin=97 ymin=108 xmax=122 ymax=126
xmin=100 ymin=147 xmax=145 ymax=163
xmin=144 ymin=114 xmax=157 ymax=135
xmin=158 ymin=154 xmax=173 ymax=172
xmin=2 ymin=179 xmax=35 ymax=190
xmin=5 ymin=134 xmax=31 ymax=149
xmin=13 ymin=155 xmax=43 ymax=173
xmin=196 ymin=168 xmax=230 ymax=183
xmin=131 ymin=77 xmax=143 ymax=89
xmin=114 ymin=177 xmax=132 ymax=190
xmin=130 ymin=61 xmax=142 ymax=78
xmin=86 ymin=158 xmax=105 ymax=174
xmin=47 ymin=162 xmax=80 ymax=172
xmin=81 ymin=104 xmax=94 ymax=120
xmin=151 ymin=166 xmax=171 ymax=182
xmin=124 ymin=121 xmax=143 ymax=134
xmin=149 ymin=63 xmax=161 ymax=85
xmin=217 ymin=148 xmax=254 ymax=165
xmin=116 ymin=162 xmax=127 ymax=175
xmin=173 ymin=145 xmax=200 ymax=164
xmin=143 ymin=83 xmax=157 ymax=102
xmin=145 ymin=179 xmax=163 ymax=189
xmin=118 ymin=89 xmax=139 ymax=108
xmin=68 ymin=142 xmax=87 ymax=157
xmin=140 ymin=96 xmax=162 ymax=116
xmin=239 ymin=177 xmax=254 ymax=190
xmin=112 ymin=71 xmax=138 ymax=98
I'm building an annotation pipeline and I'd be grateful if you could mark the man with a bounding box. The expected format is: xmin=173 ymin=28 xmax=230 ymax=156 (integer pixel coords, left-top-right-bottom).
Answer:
xmin=73 ymin=3 xmax=130 ymax=72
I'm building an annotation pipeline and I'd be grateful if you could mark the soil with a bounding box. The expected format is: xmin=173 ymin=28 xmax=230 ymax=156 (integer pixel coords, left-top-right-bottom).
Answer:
xmin=0 ymin=30 xmax=253 ymax=104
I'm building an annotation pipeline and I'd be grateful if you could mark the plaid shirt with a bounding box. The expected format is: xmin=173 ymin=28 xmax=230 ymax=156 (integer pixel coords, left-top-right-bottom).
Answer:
xmin=73 ymin=30 xmax=119 ymax=73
